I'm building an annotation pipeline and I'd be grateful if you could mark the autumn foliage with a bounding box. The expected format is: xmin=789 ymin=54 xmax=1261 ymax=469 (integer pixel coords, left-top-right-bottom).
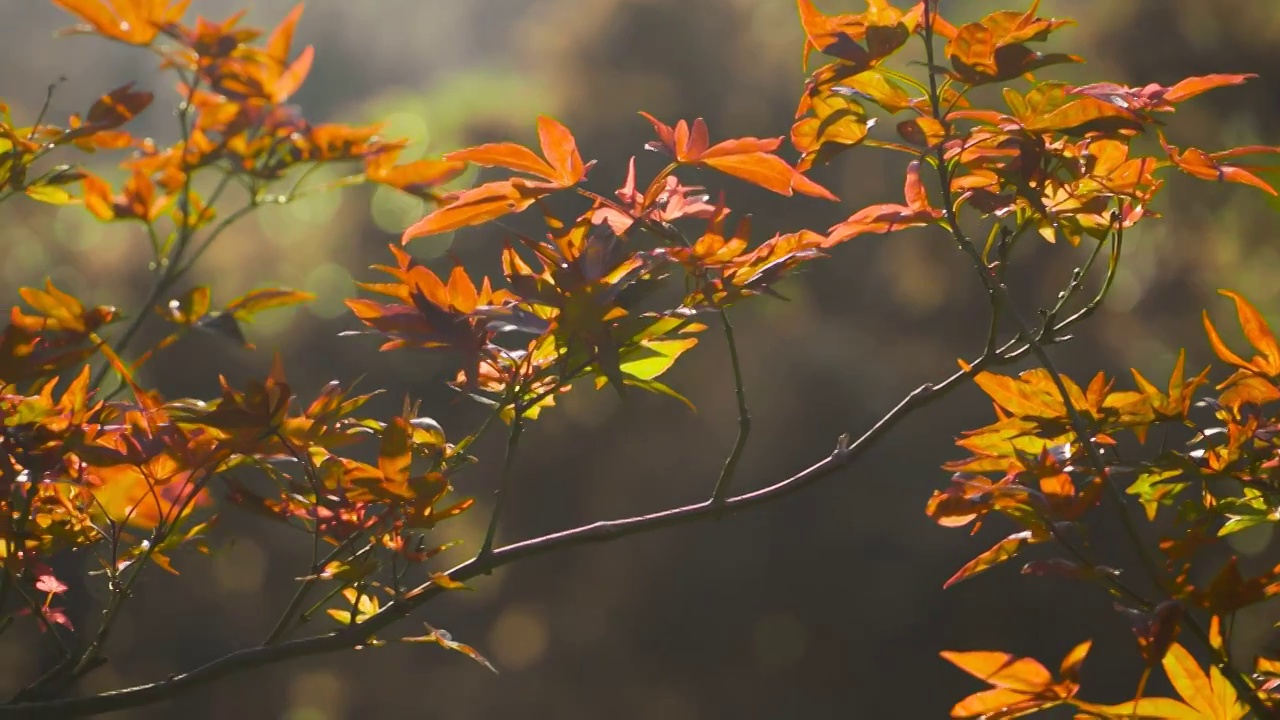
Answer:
xmin=0 ymin=0 xmax=1278 ymax=717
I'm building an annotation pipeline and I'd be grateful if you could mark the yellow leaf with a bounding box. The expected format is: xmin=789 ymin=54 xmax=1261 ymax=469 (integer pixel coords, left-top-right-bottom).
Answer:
xmin=1074 ymin=696 xmax=1204 ymax=719
xmin=1207 ymin=664 xmax=1248 ymax=720
xmin=1162 ymin=643 xmax=1221 ymax=719
xmin=25 ymin=184 xmax=77 ymax=205
xmin=940 ymin=650 xmax=1053 ymax=692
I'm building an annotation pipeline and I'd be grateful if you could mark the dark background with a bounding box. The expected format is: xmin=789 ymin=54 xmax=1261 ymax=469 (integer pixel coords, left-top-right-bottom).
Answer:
xmin=1 ymin=0 xmax=1279 ymax=717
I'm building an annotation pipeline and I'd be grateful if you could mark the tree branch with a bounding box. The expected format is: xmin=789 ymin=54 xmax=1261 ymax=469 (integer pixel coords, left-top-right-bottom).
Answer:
xmin=1 ymin=327 xmax=1048 ymax=718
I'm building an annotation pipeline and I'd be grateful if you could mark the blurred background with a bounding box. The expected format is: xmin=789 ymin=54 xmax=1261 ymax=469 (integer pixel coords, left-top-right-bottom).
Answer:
xmin=1 ymin=0 xmax=1279 ymax=717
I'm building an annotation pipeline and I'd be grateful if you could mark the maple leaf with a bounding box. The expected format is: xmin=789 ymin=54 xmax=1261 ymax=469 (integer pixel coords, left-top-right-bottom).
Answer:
xmin=1160 ymin=133 xmax=1280 ymax=196
xmin=403 ymin=622 xmax=498 ymax=674
xmin=446 ymin=115 xmax=591 ymax=186
xmin=943 ymin=530 xmax=1045 ymax=589
xmin=1077 ymin=642 xmax=1247 ymax=720
xmin=791 ymin=87 xmax=876 ymax=170
xmin=639 ymin=112 xmax=837 ymax=201
xmin=1003 ymin=83 xmax=1146 ymax=137
xmin=825 ymin=160 xmax=943 ymax=244
xmin=591 ymin=157 xmax=716 ymax=235
xmin=1067 ymin=74 xmax=1257 ymax=115
xmin=668 ymin=209 xmax=829 ymax=307
xmin=944 ymin=2 xmax=1083 ymax=86
xmin=400 ymin=116 xmax=593 ymax=242
xmin=80 ymin=168 xmax=169 ymax=222
xmin=345 ymin=245 xmax=517 ymax=388
xmin=1202 ymin=289 xmax=1280 ymax=410
xmin=941 ymin=642 xmax=1090 ymax=718
xmin=327 ymin=587 xmax=381 ymax=625
xmin=364 ymin=148 xmax=467 ymax=201
xmin=52 ymin=0 xmax=192 ymax=45
xmin=1 ymin=281 xmax=118 ymax=384
xmin=61 ymin=83 xmax=153 ymax=151
xmin=795 ymin=0 xmax=920 ymax=72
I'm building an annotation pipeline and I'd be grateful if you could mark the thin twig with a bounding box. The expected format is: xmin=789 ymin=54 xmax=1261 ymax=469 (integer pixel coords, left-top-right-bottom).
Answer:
xmin=711 ymin=308 xmax=751 ymax=502
xmin=262 ymin=432 xmax=332 ymax=647
xmin=477 ymin=407 xmax=524 ymax=560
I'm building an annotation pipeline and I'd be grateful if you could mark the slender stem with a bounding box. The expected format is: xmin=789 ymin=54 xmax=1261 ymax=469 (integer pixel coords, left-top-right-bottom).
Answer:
xmin=89 ymin=74 xmax=201 ymax=393
xmin=9 ymin=582 xmax=70 ymax=659
xmin=711 ymin=308 xmax=751 ymax=502
xmin=171 ymin=200 xmax=260 ymax=280
xmin=0 ymin=569 xmax=13 ymax=639
xmin=262 ymin=433 xmax=329 ymax=647
xmin=478 ymin=406 xmax=524 ymax=560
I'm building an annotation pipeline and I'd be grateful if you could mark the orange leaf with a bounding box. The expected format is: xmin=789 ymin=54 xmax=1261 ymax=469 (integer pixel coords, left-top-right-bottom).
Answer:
xmin=1216 ymin=289 xmax=1280 ymax=376
xmin=401 ymin=179 xmax=556 ymax=242
xmin=447 ymin=142 xmax=557 ymax=182
xmin=940 ymin=650 xmax=1053 ymax=693
xmin=364 ymin=151 xmax=467 ymax=199
xmin=273 ymin=44 xmax=315 ymax=103
xmin=444 ymin=115 xmax=590 ymax=187
xmin=52 ymin=0 xmax=191 ymax=45
xmin=1161 ymin=133 xmax=1280 ymax=196
xmin=536 ymin=115 xmax=587 ymax=185
xmin=1058 ymin=640 xmax=1092 ymax=683
xmin=1164 ymin=73 xmax=1257 ymax=104
xmin=949 ymin=687 xmax=1046 ymax=718
xmin=267 ymin=3 xmax=306 ymax=66
xmin=640 ymin=112 xmax=837 ymax=200
xmin=796 ymin=0 xmax=917 ymax=69
xmin=943 ymin=531 xmax=1034 ymax=589
xmin=897 ymin=116 xmax=946 ymax=148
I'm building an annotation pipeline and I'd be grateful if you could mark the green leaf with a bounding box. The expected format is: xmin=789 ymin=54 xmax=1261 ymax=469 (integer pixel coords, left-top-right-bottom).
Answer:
xmin=624 ymin=377 xmax=695 ymax=410
xmin=25 ymin=184 xmax=76 ymax=205
xmin=1126 ymin=467 xmax=1189 ymax=521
